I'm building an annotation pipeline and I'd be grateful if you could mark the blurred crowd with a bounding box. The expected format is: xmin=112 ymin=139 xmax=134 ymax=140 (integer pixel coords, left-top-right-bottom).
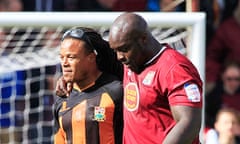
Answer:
xmin=0 ymin=0 xmax=185 ymax=12
xmin=1 ymin=0 xmax=240 ymax=144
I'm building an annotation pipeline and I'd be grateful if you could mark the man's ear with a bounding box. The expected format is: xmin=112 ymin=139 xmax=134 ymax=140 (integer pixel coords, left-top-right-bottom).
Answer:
xmin=87 ymin=53 xmax=96 ymax=62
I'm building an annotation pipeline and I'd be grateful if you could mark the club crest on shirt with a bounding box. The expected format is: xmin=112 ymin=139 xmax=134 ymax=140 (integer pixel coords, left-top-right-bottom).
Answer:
xmin=184 ymin=83 xmax=201 ymax=102
xmin=124 ymin=82 xmax=139 ymax=111
xmin=142 ymin=71 xmax=155 ymax=85
xmin=93 ymin=106 xmax=105 ymax=122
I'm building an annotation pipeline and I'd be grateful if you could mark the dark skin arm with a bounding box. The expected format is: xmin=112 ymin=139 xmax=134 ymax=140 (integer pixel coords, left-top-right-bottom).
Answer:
xmin=55 ymin=76 xmax=72 ymax=97
xmin=163 ymin=105 xmax=202 ymax=144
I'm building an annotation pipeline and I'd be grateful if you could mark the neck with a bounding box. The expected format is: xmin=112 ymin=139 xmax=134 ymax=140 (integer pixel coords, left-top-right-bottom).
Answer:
xmin=74 ymin=71 xmax=102 ymax=92
xmin=144 ymin=38 xmax=164 ymax=64
xmin=224 ymin=85 xmax=236 ymax=95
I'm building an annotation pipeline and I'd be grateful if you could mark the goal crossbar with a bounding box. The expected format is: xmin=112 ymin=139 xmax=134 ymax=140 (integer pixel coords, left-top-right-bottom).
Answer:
xmin=0 ymin=12 xmax=206 ymax=80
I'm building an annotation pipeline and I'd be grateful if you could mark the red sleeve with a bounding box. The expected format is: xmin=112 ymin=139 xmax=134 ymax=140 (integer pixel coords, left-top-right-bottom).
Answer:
xmin=165 ymin=63 xmax=203 ymax=107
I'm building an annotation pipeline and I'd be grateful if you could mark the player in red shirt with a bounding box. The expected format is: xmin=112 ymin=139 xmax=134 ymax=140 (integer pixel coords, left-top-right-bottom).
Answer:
xmin=108 ymin=12 xmax=203 ymax=144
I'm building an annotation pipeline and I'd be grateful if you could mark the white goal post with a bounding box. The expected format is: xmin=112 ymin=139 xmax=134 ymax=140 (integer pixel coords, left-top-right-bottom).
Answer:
xmin=0 ymin=12 xmax=206 ymax=143
xmin=0 ymin=12 xmax=206 ymax=79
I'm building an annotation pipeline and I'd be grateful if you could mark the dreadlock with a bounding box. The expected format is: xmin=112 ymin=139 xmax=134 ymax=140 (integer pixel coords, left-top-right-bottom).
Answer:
xmin=86 ymin=29 xmax=123 ymax=80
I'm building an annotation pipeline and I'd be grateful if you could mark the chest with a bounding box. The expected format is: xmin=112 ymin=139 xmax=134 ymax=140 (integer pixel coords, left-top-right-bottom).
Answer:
xmin=58 ymin=92 xmax=115 ymax=131
xmin=123 ymin=70 xmax=168 ymax=111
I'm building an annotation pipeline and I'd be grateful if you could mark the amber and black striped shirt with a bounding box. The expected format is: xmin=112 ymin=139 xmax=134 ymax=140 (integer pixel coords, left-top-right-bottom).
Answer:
xmin=54 ymin=73 xmax=123 ymax=144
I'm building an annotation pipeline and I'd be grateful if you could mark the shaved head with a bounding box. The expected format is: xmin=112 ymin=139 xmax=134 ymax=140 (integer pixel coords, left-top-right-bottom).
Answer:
xmin=109 ymin=12 xmax=148 ymax=47
xmin=108 ymin=12 xmax=161 ymax=74
xmin=108 ymin=13 xmax=152 ymax=73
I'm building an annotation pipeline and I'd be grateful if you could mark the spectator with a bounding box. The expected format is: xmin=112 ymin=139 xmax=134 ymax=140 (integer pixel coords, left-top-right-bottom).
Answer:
xmin=214 ymin=108 xmax=240 ymax=144
xmin=205 ymin=0 xmax=240 ymax=93
xmin=205 ymin=61 xmax=240 ymax=128
xmin=199 ymin=0 xmax=238 ymax=47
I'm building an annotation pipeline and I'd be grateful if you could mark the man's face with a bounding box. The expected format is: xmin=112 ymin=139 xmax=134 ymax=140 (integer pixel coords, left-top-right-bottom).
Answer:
xmin=109 ymin=31 xmax=145 ymax=74
xmin=222 ymin=66 xmax=240 ymax=94
xmin=59 ymin=38 xmax=92 ymax=83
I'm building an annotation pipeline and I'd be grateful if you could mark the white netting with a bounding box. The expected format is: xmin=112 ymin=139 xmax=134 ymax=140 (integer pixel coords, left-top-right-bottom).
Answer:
xmin=0 ymin=12 xmax=205 ymax=144
xmin=0 ymin=26 xmax=64 ymax=144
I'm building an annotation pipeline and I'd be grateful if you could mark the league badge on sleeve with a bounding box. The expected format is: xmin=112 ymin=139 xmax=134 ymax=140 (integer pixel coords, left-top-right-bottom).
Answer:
xmin=184 ymin=83 xmax=201 ymax=102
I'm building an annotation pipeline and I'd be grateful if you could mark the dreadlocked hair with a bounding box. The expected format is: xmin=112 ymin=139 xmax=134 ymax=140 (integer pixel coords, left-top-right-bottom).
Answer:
xmin=77 ymin=27 xmax=123 ymax=80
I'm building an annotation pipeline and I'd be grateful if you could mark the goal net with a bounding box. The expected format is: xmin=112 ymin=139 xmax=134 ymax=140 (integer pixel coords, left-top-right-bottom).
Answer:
xmin=0 ymin=12 xmax=205 ymax=144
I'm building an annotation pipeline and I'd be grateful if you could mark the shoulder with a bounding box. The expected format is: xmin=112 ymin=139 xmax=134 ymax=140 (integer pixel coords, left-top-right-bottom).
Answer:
xmin=103 ymin=80 xmax=123 ymax=104
xmin=214 ymin=17 xmax=238 ymax=36
xmin=167 ymin=48 xmax=200 ymax=77
xmin=205 ymin=128 xmax=219 ymax=144
xmin=104 ymin=80 xmax=123 ymax=96
xmin=220 ymin=17 xmax=237 ymax=27
xmin=100 ymin=72 xmax=123 ymax=89
xmin=160 ymin=48 xmax=201 ymax=81
xmin=105 ymin=79 xmax=122 ymax=88
xmin=54 ymin=96 xmax=66 ymax=111
xmin=160 ymin=47 xmax=196 ymax=70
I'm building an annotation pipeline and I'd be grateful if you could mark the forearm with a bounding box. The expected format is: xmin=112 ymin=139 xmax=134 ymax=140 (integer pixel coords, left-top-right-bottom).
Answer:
xmin=162 ymin=118 xmax=201 ymax=144
xmin=163 ymin=107 xmax=202 ymax=144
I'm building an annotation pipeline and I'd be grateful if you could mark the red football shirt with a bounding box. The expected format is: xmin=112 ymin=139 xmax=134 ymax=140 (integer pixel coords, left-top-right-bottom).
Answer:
xmin=123 ymin=47 xmax=202 ymax=144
